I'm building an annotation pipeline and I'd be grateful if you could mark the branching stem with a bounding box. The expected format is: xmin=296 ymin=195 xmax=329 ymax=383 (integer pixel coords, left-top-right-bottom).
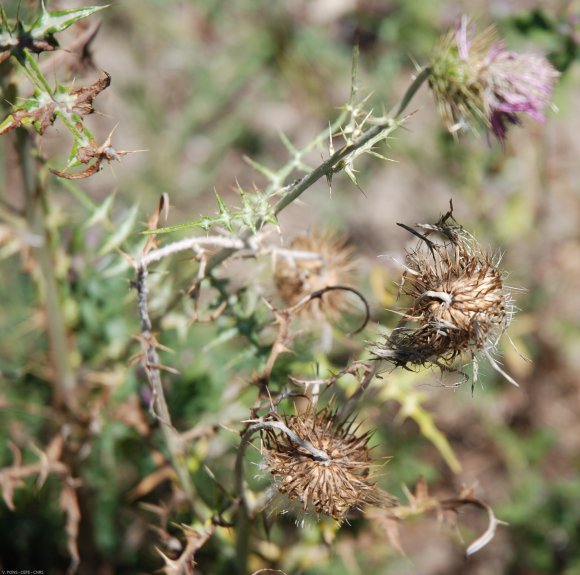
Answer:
xmin=135 ymin=264 xmax=197 ymax=503
xmin=204 ymin=67 xmax=432 ymax=276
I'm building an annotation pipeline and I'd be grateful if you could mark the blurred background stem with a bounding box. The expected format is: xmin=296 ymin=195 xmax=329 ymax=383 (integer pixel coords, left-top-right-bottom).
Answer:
xmin=15 ymin=128 xmax=76 ymax=408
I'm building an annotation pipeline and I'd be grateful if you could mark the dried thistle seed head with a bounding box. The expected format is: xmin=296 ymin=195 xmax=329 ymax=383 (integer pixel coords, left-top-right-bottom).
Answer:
xmin=375 ymin=213 xmax=516 ymax=386
xmin=261 ymin=406 xmax=394 ymax=523
xmin=274 ymin=231 xmax=356 ymax=320
xmin=430 ymin=16 xmax=559 ymax=142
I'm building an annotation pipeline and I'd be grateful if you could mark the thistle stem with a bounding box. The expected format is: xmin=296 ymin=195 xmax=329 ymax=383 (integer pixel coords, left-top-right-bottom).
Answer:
xmin=135 ymin=264 xmax=198 ymax=502
xmin=388 ymin=66 xmax=432 ymax=120
xmin=204 ymin=66 xmax=432 ymax=276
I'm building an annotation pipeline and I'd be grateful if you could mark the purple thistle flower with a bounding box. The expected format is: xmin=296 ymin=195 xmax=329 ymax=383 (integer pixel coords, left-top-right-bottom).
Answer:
xmin=430 ymin=16 xmax=559 ymax=142
xmin=481 ymin=48 xmax=559 ymax=141
xmin=455 ymin=15 xmax=472 ymax=61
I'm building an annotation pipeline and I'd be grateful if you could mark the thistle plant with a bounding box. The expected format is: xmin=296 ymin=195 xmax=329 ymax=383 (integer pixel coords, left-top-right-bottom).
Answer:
xmin=260 ymin=404 xmax=395 ymax=523
xmin=0 ymin=3 xmax=130 ymax=178
xmin=0 ymin=4 xmax=566 ymax=575
xmin=274 ymin=231 xmax=356 ymax=322
xmin=430 ymin=15 xmax=559 ymax=141
xmin=374 ymin=205 xmax=518 ymax=388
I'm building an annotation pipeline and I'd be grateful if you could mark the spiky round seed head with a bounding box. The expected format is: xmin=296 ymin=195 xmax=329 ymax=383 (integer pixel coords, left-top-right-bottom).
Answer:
xmin=430 ymin=15 xmax=559 ymax=141
xmin=274 ymin=231 xmax=355 ymax=320
xmin=375 ymin=217 xmax=515 ymax=382
xmin=262 ymin=406 xmax=393 ymax=522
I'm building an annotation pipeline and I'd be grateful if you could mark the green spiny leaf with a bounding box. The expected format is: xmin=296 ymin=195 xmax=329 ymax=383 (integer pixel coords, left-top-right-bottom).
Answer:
xmin=244 ymin=156 xmax=277 ymax=181
xmin=143 ymin=187 xmax=275 ymax=236
xmin=57 ymin=109 xmax=93 ymax=148
xmin=380 ymin=370 xmax=462 ymax=473
xmin=67 ymin=137 xmax=82 ymax=165
xmin=99 ymin=204 xmax=139 ymax=255
xmin=368 ymin=150 xmax=394 ymax=162
xmin=214 ymin=191 xmax=228 ymax=214
xmin=86 ymin=192 xmax=115 ymax=228
xmin=142 ymin=216 xmax=219 ymax=235
xmin=240 ymin=192 xmax=256 ymax=232
xmin=21 ymin=49 xmax=54 ymax=94
xmin=262 ymin=210 xmax=278 ymax=227
xmin=215 ymin=192 xmax=233 ymax=232
xmin=406 ymin=403 xmax=462 ymax=473
xmin=202 ymin=327 xmax=239 ymax=353
xmin=278 ymin=130 xmax=298 ymax=155
xmin=256 ymin=195 xmax=277 ymax=227
xmin=344 ymin=164 xmax=358 ymax=186
xmin=199 ymin=217 xmax=214 ymax=232
xmin=31 ymin=4 xmax=108 ymax=38
xmin=0 ymin=5 xmax=9 ymax=32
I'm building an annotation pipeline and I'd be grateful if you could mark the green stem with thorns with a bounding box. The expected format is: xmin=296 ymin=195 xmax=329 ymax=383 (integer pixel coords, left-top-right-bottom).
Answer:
xmin=204 ymin=66 xmax=432 ymax=277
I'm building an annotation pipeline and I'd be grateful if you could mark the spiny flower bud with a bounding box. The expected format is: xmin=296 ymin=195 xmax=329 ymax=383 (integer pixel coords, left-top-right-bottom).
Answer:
xmin=261 ymin=406 xmax=394 ymax=523
xmin=274 ymin=231 xmax=355 ymax=320
xmin=374 ymin=210 xmax=517 ymax=386
xmin=429 ymin=15 xmax=559 ymax=142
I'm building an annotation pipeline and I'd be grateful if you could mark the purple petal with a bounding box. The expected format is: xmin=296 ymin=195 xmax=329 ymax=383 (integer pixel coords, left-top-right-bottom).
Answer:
xmin=490 ymin=110 xmax=519 ymax=142
xmin=455 ymin=15 xmax=471 ymax=60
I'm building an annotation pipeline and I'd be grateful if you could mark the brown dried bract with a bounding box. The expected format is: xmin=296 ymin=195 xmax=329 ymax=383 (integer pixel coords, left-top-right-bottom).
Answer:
xmin=274 ymin=231 xmax=356 ymax=322
xmin=262 ymin=405 xmax=395 ymax=522
xmin=375 ymin=207 xmax=515 ymax=385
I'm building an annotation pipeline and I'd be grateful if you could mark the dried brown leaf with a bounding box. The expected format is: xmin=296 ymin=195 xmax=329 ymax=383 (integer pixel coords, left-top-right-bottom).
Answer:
xmin=379 ymin=515 xmax=406 ymax=556
xmin=0 ymin=471 xmax=19 ymax=510
xmin=371 ymin=478 xmax=504 ymax=557
xmin=114 ymin=397 xmax=149 ymax=436
xmin=32 ymin=433 xmax=65 ymax=489
xmin=441 ymin=491 xmax=506 ymax=557
xmin=60 ymin=481 xmax=81 ymax=575
xmin=70 ymin=71 xmax=111 ymax=115
xmin=0 ymin=102 xmax=57 ymax=135
xmin=156 ymin=524 xmax=215 ymax=575
xmin=50 ymin=126 xmax=137 ymax=180
xmin=50 ymin=162 xmax=100 ymax=180
xmin=128 ymin=466 xmax=176 ymax=501
xmin=143 ymin=193 xmax=171 ymax=255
